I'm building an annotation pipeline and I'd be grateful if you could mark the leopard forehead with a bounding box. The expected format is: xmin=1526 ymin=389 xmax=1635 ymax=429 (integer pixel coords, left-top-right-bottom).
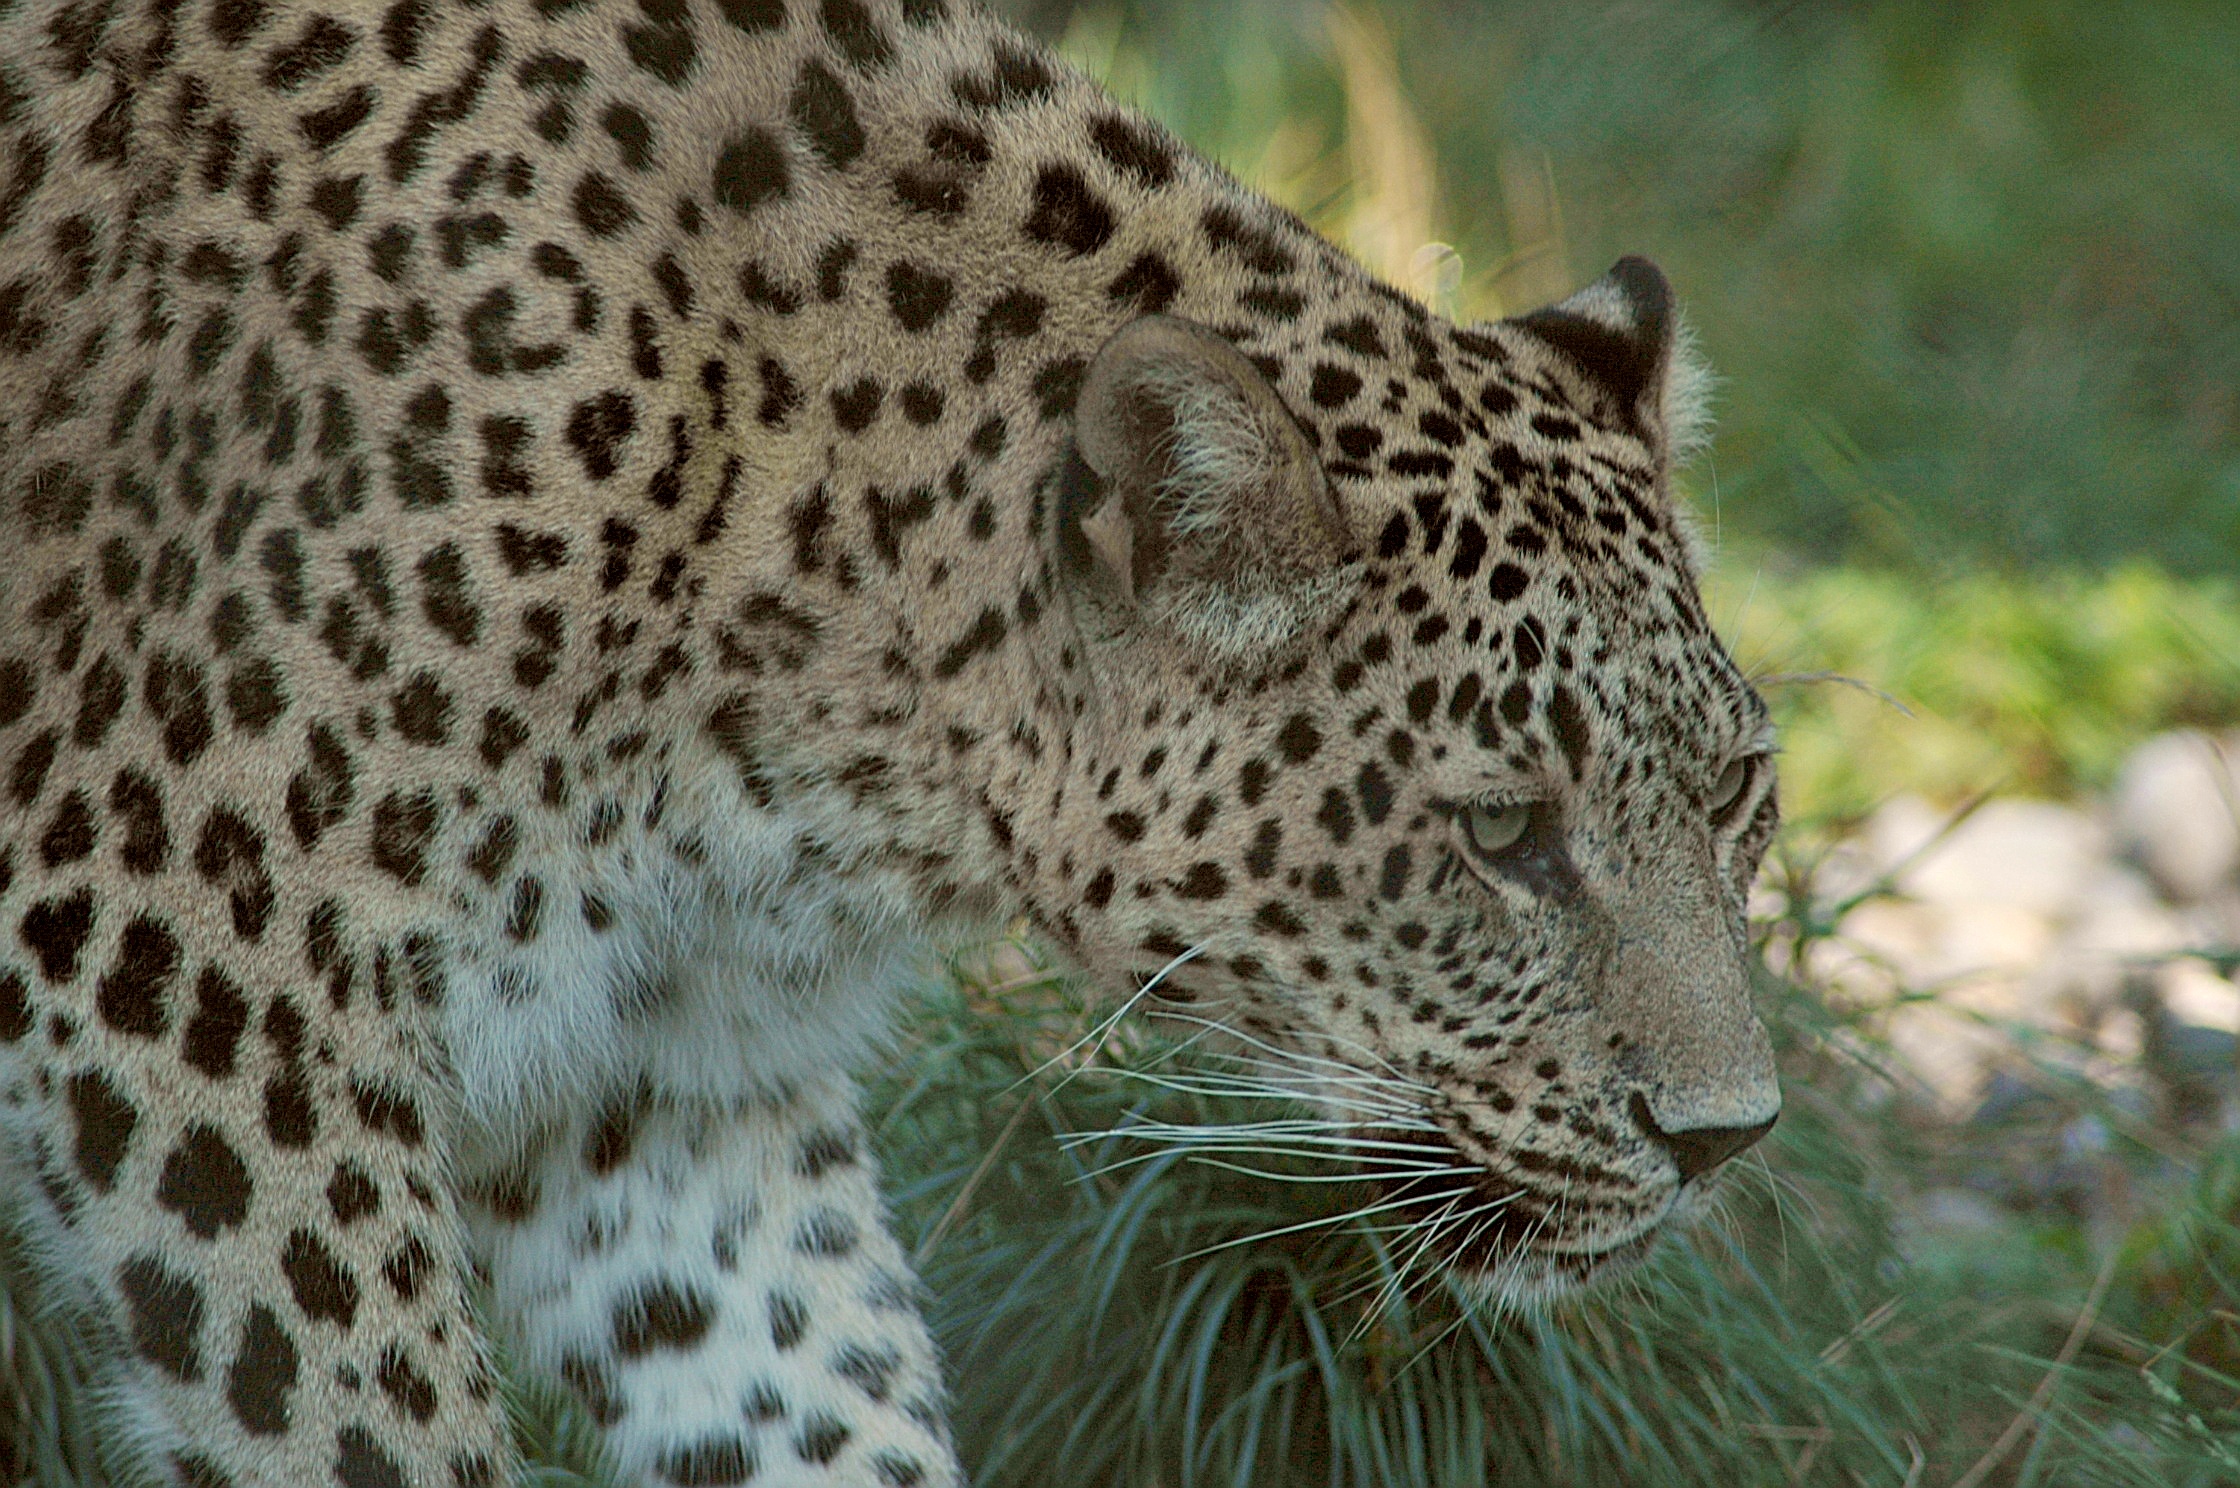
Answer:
xmin=0 ymin=2 xmax=1780 ymax=1472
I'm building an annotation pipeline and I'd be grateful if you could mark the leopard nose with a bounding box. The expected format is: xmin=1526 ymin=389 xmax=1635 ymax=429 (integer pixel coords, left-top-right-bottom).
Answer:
xmin=1628 ymin=1092 xmax=1777 ymax=1182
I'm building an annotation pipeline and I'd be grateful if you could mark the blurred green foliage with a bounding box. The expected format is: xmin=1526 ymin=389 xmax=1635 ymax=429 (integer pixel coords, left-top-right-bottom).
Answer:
xmin=1710 ymin=564 xmax=2240 ymax=821
xmin=999 ymin=0 xmax=2240 ymax=573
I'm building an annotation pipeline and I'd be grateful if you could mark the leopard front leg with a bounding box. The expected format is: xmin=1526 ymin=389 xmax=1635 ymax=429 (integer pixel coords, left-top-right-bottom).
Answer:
xmin=0 ymin=959 xmax=514 ymax=1486
xmin=464 ymin=1072 xmax=959 ymax=1488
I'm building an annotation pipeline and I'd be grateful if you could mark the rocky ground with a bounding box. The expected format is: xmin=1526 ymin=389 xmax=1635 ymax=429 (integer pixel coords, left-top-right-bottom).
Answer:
xmin=1759 ymin=730 xmax=2240 ymax=1243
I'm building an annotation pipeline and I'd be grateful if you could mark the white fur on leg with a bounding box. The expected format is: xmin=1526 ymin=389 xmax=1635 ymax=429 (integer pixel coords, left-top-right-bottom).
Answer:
xmin=466 ymin=1076 xmax=958 ymax=1488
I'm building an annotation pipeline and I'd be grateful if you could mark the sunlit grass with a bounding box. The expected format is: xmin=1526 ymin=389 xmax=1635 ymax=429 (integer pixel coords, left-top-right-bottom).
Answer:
xmin=852 ymin=955 xmax=2240 ymax=1487
xmin=1708 ymin=564 xmax=2240 ymax=823
xmin=1022 ymin=0 xmax=2240 ymax=573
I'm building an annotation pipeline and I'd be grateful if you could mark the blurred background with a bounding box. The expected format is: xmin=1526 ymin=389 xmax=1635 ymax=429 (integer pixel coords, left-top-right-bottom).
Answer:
xmin=1017 ymin=0 xmax=2240 ymax=574
xmin=8 ymin=2 xmax=2240 ymax=1484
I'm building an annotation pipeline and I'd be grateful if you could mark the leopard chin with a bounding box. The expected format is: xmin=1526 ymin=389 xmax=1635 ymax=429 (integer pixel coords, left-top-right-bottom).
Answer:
xmin=1362 ymin=1130 xmax=1684 ymax=1306
xmin=1450 ymin=1231 xmax=1665 ymax=1309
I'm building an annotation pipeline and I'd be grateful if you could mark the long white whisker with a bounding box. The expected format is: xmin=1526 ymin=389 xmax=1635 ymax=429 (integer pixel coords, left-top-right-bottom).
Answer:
xmin=1170 ymin=1185 xmax=1480 ymax=1263
xmin=1057 ymin=1138 xmax=1468 ymax=1184
xmin=1142 ymin=1010 xmax=1438 ymax=1096
xmin=1091 ymin=1069 xmax=1430 ymax=1121
xmin=1060 ymin=1124 xmax=1455 ymax=1158
xmin=1119 ymin=1157 xmax=1482 ymax=1186
xmin=1010 ymin=942 xmax=1207 ymax=1095
xmin=1352 ymin=1191 xmax=1480 ymax=1336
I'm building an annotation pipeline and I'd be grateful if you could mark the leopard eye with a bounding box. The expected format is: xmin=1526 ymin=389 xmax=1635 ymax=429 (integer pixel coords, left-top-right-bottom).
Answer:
xmin=1460 ymin=803 xmax=1533 ymax=859
xmin=1709 ymin=757 xmax=1754 ymax=820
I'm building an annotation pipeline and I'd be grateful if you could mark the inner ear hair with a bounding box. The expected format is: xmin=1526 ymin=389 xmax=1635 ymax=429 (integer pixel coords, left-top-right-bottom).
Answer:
xmin=1070 ymin=315 xmax=1356 ymax=659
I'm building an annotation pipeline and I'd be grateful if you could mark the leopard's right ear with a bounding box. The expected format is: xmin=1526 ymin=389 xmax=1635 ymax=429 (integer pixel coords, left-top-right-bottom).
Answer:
xmin=1059 ymin=315 xmax=1355 ymax=660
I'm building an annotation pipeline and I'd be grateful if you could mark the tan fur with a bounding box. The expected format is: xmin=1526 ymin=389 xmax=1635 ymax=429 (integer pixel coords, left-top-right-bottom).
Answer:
xmin=0 ymin=2 xmax=1780 ymax=1480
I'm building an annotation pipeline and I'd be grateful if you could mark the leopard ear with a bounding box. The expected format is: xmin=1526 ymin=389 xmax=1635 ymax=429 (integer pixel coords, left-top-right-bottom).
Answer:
xmin=1516 ymin=256 xmax=1711 ymax=465
xmin=1065 ymin=315 xmax=1356 ymax=659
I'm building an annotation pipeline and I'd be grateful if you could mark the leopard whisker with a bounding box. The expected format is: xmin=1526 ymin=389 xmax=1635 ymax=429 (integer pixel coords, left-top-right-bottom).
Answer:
xmin=1140 ymin=1011 xmax=1438 ymax=1098
xmin=1091 ymin=1068 xmax=1429 ymax=1121
xmin=1015 ymin=942 xmax=1208 ymax=1094
xmin=1170 ymin=1185 xmax=1481 ymax=1264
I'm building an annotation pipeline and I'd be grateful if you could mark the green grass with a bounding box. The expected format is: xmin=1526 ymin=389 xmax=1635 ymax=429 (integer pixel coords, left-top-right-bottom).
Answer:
xmin=9 ymin=942 xmax=2239 ymax=1484
xmin=1708 ymin=564 xmax=2240 ymax=823
xmin=865 ymin=952 xmax=2240 ymax=1487
xmin=997 ymin=0 xmax=2240 ymax=575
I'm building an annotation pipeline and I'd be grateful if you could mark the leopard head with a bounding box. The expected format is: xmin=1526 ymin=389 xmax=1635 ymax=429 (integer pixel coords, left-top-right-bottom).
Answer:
xmin=1035 ymin=257 xmax=1779 ymax=1298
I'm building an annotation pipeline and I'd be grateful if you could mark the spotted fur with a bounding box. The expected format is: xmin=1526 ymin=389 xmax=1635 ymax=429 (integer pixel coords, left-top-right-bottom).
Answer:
xmin=0 ymin=2 xmax=1780 ymax=1483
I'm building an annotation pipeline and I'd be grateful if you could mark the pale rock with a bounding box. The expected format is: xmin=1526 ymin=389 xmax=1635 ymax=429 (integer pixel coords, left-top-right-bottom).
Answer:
xmin=2039 ymin=864 xmax=2199 ymax=1016
xmin=1882 ymin=1001 xmax=2013 ymax=1110
xmin=1872 ymin=796 xmax=2105 ymax=918
xmin=2160 ymin=958 xmax=2240 ymax=1034
xmin=2111 ymin=731 xmax=2240 ymax=904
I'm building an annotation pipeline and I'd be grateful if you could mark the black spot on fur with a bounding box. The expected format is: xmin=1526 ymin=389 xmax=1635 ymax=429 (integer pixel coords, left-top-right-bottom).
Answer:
xmin=327 ymin=1162 xmax=380 ymax=1225
xmin=932 ymin=607 xmax=1006 ymax=678
xmin=181 ymin=967 xmax=250 ymax=1079
xmin=821 ymin=0 xmax=893 ymax=67
xmin=586 ymin=1089 xmax=645 ymax=1175
xmin=951 ymin=42 xmax=1051 ymax=110
xmin=624 ymin=0 xmax=699 ymax=86
xmin=796 ymin=1415 xmax=853 ymax=1466
xmin=335 ymin=1427 xmax=408 ymax=1488
xmin=792 ymin=60 xmax=865 ymax=168
xmin=73 ymin=654 xmax=126 ymax=748
xmin=376 ymin=1343 xmax=437 ymax=1423
xmin=1023 ymin=164 xmax=1115 ymax=257
xmin=69 ymin=1070 xmax=137 ymax=1192
xmin=713 ymin=128 xmax=790 ymax=213
xmin=768 ymin=1288 xmax=809 ymax=1350
xmin=353 ymin=1079 xmax=426 ymax=1147
xmin=381 ymin=1234 xmax=432 ymax=1300
xmin=798 ymin=1128 xmax=857 ymax=1179
xmin=283 ymin=1227 xmax=360 ymax=1328
xmin=614 ymin=1278 xmax=716 ymax=1356
xmin=145 ymin=651 xmax=216 ymax=766
xmin=1088 ymin=114 xmax=1175 ymax=186
xmin=716 ymin=0 xmax=785 ymax=33
xmin=38 ymin=790 xmax=94 ymax=867
xmin=370 ymin=790 xmax=441 ymax=886
xmin=226 ymin=1305 xmax=297 ymax=1434
xmin=0 ymin=973 xmax=28 ymax=1043
xmin=565 ymin=391 xmax=635 ymax=481
xmin=119 ymin=1255 xmax=204 ymax=1382
xmin=1203 ymin=205 xmax=1294 ymax=275
xmin=157 ymin=1125 xmax=252 ymax=1238
xmin=96 ymin=915 xmax=179 ymax=1038
xmin=886 ymin=260 xmax=954 ymax=332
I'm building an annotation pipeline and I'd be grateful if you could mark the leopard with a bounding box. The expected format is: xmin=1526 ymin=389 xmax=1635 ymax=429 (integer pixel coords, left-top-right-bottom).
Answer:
xmin=0 ymin=0 xmax=1785 ymax=1482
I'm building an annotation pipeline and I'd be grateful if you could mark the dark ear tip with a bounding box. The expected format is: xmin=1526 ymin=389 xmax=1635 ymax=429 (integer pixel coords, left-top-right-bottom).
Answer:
xmin=1513 ymin=257 xmax=1678 ymax=426
xmin=1606 ymin=256 xmax=1673 ymax=337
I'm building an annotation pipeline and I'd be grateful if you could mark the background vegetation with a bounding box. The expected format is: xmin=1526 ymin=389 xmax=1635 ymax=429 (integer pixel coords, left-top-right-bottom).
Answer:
xmin=8 ymin=1 xmax=2240 ymax=1483
xmin=1015 ymin=0 xmax=2240 ymax=575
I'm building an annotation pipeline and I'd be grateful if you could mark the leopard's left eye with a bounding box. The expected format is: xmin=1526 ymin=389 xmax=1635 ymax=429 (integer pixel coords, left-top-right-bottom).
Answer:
xmin=1709 ymin=757 xmax=1754 ymax=819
